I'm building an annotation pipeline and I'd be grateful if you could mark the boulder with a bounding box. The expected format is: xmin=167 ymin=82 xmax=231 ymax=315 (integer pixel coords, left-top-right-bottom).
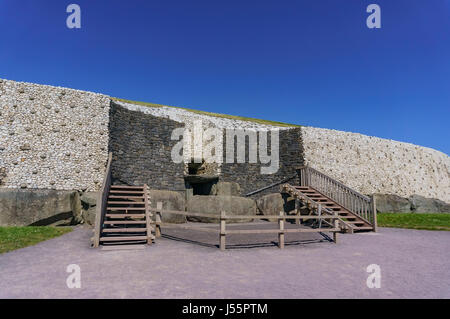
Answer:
xmin=409 ymin=194 xmax=450 ymax=213
xmin=256 ymin=193 xmax=296 ymax=222
xmin=210 ymin=182 xmax=241 ymax=196
xmin=81 ymin=192 xmax=97 ymax=207
xmin=373 ymin=193 xmax=411 ymax=213
xmin=80 ymin=192 xmax=98 ymax=226
xmin=0 ymin=189 xmax=81 ymax=226
xmin=149 ymin=189 xmax=186 ymax=223
xmin=186 ymin=195 xmax=256 ymax=223
xmin=82 ymin=206 xmax=96 ymax=226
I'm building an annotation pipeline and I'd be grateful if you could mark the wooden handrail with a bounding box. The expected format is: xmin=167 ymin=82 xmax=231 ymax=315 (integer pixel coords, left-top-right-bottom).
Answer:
xmin=280 ymin=183 xmax=356 ymax=232
xmin=92 ymin=152 xmax=113 ymax=248
xmin=296 ymin=166 xmax=377 ymax=229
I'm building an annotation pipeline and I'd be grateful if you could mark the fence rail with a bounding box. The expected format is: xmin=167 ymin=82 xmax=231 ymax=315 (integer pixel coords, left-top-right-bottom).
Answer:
xmin=296 ymin=166 xmax=377 ymax=230
xmin=150 ymin=203 xmax=339 ymax=250
xmin=92 ymin=152 xmax=113 ymax=248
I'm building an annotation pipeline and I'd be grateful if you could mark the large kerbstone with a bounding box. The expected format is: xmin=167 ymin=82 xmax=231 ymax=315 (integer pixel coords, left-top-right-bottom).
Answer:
xmin=373 ymin=193 xmax=411 ymax=213
xmin=81 ymin=192 xmax=98 ymax=207
xmin=186 ymin=195 xmax=256 ymax=223
xmin=149 ymin=189 xmax=186 ymax=223
xmin=256 ymin=193 xmax=296 ymax=222
xmin=80 ymin=192 xmax=98 ymax=226
xmin=0 ymin=189 xmax=81 ymax=226
xmin=210 ymin=182 xmax=241 ymax=196
xmin=409 ymin=194 xmax=450 ymax=213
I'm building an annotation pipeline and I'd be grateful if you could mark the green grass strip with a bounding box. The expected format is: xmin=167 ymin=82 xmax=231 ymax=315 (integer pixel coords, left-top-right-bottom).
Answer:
xmin=377 ymin=213 xmax=450 ymax=231
xmin=0 ymin=226 xmax=73 ymax=254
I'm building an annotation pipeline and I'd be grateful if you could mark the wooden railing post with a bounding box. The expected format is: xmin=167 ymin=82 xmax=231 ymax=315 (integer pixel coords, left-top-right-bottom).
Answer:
xmin=144 ymin=184 xmax=152 ymax=245
xmin=92 ymin=152 xmax=112 ymax=248
xmin=220 ymin=211 xmax=226 ymax=251
xmin=294 ymin=199 xmax=300 ymax=225
xmin=278 ymin=211 xmax=285 ymax=249
xmin=371 ymin=195 xmax=378 ymax=232
xmin=155 ymin=201 xmax=162 ymax=238
xmin=333 ymin=211 xmax=338 ymax=243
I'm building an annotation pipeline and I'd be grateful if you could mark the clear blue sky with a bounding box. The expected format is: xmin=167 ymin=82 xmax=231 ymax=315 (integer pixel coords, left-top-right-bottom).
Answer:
xmin=1 ymin=0 xmax=449 ymax=154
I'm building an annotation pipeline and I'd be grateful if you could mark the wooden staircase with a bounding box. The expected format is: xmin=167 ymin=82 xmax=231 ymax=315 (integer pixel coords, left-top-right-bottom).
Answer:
xmin=283 ymin=185 xmax=374 ymax=232
xmin=99 ymin=185 xmax=154 ymax=246
xmin=280 ymin=166 xmax=377 ymax=233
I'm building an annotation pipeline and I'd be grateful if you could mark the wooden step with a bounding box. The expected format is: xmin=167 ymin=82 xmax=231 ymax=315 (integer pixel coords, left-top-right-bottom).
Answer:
xmin=107 ymin=201 xmax=145 ymax=205
xmin=104 ymin=220 xmax=146 ymax=225
xmin=110 ymin=185 xmax=144 ymax=189
xmin=353 ymin=226 xmax=373 ymax=231
xmin=340 ymin=215 xmax=357 ymax=220
xmin=109 ymin=190 xmax=145 ymax=194
xmin=105 ymin=214 xmax=145 ymax=218
xmin=108 ymin=195 xmax=145 ymax=200
xmin=102 ymin=228 xmax=147 ymax=233
xmin=100 ymin=236 xmax=147 ymax=242
xmin=101 ymin=244 xmax=147 ymax=251
xmin=107 ymin=207 xmax=146 ymax=211
xmin=347 ymin=221 xmax=365 ymax=224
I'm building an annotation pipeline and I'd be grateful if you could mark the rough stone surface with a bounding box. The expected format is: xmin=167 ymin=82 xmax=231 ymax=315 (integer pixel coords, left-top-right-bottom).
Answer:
xmin=374 ymin=193 xmax=450 ymax=213
xmin=1 ymin=78 xmax=449 ymax=210
xmin=82 ymin=207 xmax=96 ymax=226
xmin=373 ymin=194 xmax=411 ymax=213
xmin=409 ymin=195 xmax=450 ymax=213
xmin=256 ymin=193 xmax=296 ymax=222
xmin=302 ymin=126 xmax=450 ymax=202
xmin=0 ymin=79 xmax=109 ymax=191
xmin=109 ymin=102 xmax=185 ymax=191
xmin=148 ymin=189 xmax=186 ymax=223
xmin=210 ymin=182 xmax=241 ymax=196
xmin=81 ymin=192 xmax=98 ymax=207
xmin=80 ymin=192 xmax=97 ymax=226
xmin=0 ymin=189 xmax=81 ymax=226
xmin=220 ymin=128 xmax=303 ymax=197
xmin=115 ymin=100 xmax=303 ymax=197
xmin=186 ymin=195 xmax=256 ymax=223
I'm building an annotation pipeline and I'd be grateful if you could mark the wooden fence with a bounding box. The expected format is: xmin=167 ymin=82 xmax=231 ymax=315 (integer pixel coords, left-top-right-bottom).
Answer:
xmin=150 ymin=202 xmax=340 ymax=251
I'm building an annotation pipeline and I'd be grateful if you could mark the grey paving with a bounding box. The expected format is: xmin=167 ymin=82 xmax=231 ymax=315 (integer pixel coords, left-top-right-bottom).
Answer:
xmin=0 ymin=224 xmax=449 ymax=298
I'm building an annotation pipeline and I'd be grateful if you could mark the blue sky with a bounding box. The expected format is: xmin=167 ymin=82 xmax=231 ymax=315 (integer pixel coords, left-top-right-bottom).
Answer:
xmin=1 ymin=0 xmax=449 ymax=154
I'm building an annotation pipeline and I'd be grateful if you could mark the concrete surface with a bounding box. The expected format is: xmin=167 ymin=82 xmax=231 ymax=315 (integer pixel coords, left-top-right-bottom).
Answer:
xmin=0 ymin=224 xmax=449 ymax=298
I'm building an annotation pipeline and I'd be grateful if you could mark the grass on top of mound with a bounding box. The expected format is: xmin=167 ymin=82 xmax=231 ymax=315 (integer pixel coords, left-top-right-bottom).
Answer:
xmin=112 ymin=97 xmax=301 ymax=128
xmin=0 ymin=226 xmax=73 ymax=254
xmin=377 ymin=213 xmax=450 ymax=231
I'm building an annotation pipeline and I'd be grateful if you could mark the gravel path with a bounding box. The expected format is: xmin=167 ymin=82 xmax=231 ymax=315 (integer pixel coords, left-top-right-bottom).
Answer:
xmin=0 ymin=225 xmax=448 ymax=298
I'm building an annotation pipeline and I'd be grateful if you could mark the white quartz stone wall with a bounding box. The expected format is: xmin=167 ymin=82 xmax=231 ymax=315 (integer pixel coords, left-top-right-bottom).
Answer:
xmin=0 ymin=79 xmax=110 ymax=191
xmin=301 ymin=126 xmax=450 ymax=202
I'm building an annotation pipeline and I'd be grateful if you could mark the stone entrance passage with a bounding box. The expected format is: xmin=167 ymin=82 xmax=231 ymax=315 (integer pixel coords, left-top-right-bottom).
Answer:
xmin=184 ymin=175 xmax=219 ymax=198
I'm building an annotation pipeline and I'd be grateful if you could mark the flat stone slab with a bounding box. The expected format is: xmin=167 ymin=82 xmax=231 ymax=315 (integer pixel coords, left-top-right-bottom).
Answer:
xmin=0 ymin=225 xmax=449 ymax=298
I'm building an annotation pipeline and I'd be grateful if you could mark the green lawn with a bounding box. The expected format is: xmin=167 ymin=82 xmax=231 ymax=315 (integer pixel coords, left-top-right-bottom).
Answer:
xmin=112 ymin=97 xmax=302 ymax=128
xmin=377 ymin=213 xmax=450 ymax=231
xmin=0 ymin=226 xmax=73 ymax=254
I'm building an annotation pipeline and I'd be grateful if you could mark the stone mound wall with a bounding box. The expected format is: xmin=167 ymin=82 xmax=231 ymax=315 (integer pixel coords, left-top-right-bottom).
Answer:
xmin=1 ymin=78 xmax=449 ymax=204
xmin=0 ymin=79 xmax=109 ymax=191
xmin=302 ymin=127 xmax=450 ymax=203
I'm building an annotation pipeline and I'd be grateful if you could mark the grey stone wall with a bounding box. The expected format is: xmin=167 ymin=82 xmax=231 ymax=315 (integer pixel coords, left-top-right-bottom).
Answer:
xmin=108 ymin=101 xmax=185 ymax=190
xmin=220 ymin=128 xmax=303 ymax=197
xmin=0 ymin=79 xmax=109 ymax=191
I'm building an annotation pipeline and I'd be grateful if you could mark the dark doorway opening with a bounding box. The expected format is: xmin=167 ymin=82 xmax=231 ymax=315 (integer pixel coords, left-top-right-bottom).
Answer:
xmin=184 ymin=175 xmax=219 ymax=197
xmin=191 ymin=182 xmax=214 ymax=195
